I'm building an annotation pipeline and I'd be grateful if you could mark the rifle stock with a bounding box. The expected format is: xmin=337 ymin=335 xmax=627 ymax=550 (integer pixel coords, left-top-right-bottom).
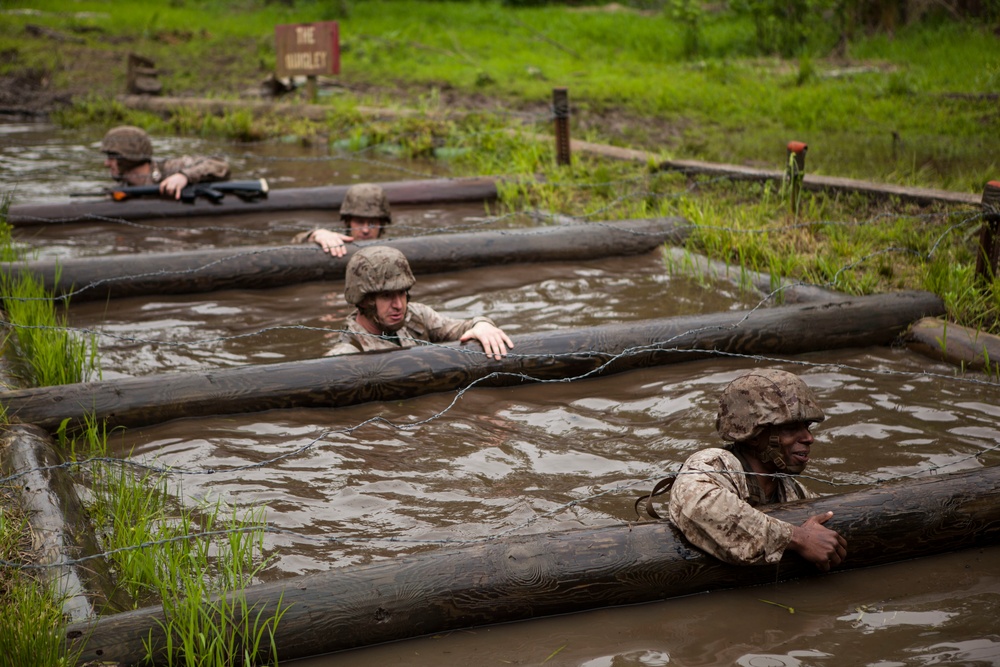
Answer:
xmin=73 ymin=178 xmax=269 ymax=203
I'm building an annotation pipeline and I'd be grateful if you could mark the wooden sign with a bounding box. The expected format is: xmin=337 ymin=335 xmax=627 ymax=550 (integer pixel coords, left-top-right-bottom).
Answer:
xmin=274 ymin=21 xmax=340 ymax=77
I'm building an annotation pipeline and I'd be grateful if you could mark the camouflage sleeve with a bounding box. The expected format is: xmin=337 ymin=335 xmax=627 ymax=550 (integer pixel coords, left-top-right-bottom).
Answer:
xmin=667 ymin=448 xmax=795 ymax=566
xmin=325 ymin=339 xmax=362 ymax=356
xmin=407 ymin=302 xmax=495 ymax=343
xmin=160 ymin=155 xmax=231 ymax=184
xmin=292 ymin=229 xmax=316 ymax=244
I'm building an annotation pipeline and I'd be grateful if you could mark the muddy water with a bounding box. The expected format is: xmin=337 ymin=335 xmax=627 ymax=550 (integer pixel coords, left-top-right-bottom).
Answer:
xmin=5 ymin=123 xmax=1000 ymax=665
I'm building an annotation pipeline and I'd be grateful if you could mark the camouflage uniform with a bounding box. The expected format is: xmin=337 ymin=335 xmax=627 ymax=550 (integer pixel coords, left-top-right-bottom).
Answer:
xmin=327 ymin=302 xmax=496 ymax=356
xmin=328 ymin=244 xmax=496 ymax=355
xmin=667 ymin=447 xmax=814 ymax=565
xmin=100 ymin=125 xmax=229 ymax=185
xmin=666 ymin=369 xmax=825 ymax=566
xmin=149 ymin=155 xmax=230 ymax=185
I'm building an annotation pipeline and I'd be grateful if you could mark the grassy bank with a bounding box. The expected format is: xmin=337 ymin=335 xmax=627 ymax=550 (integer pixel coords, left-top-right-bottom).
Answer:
xmin=0 ymin=197 xmax=279 ymax=665
xmin=2 ymin=0 xmax=997 ymax=190
xmin=3 ymin=0 xmax=999 ymax=332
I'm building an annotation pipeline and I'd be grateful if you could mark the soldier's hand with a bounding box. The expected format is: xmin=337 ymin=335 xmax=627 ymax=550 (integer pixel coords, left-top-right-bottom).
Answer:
xmin=159 ymin=173 xmax=190 ymax=200
xmin=788 ymin=511 xmax=847 ymax=572
xmin=309 ymin=229 xmax=354 ymax=258
xmin=461 ymin=322 xmax=514 ymax=361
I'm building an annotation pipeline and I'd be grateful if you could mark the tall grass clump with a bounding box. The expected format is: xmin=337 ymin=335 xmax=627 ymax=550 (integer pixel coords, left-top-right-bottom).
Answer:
xmin=74 ymin=414 xmax=281 ymax=665
xmin=0 ymin=196 xmax=99 ymax=388
xmin=0 ymin=479 xmax=81 ymax=667
xmin=0 ymin=266 xmax=100 ymax=387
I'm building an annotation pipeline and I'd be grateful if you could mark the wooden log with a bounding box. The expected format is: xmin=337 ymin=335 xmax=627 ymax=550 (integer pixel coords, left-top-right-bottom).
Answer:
xmin=1 ymin=291 xmax=944 ymax=432
xmin=905 ymin=316 xmax=1000 ymax=373
xmin=7 ymin=177 xmax=500 ymax=226
xmin=1 ymin=218 xmax=688 ymax=302
xmin=663 ymin=246 xmax=849 ymax=304
xmin=64 ymin=464 xmax=1000 ymax=666
xmin=0 ymin=425 xmax=129 ymax=621
xmin=514 ymin=131 xmax=980 ymax=207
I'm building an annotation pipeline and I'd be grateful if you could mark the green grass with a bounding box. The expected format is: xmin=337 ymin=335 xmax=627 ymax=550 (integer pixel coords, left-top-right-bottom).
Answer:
xmin=63 ymin=416 xmax=282 ymax=666
xmin=3 ymin=1 xmax=998 ymax=189
xmin=0 ymin=480 xmax=79 ymax=667
xmin=0 ymin=196 xmax=279 ymax=665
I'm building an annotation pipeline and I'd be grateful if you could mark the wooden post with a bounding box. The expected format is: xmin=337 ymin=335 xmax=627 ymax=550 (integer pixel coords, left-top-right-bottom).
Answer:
xmin=553 ymin=87 xmax=571 ymax=166
xmin=975 ymin=180 xmax=1000 ymax=282
xmin=126 ymin=53 xmax=161 ymax=96
xmin=786 ymin=141 xmax=807 ymax=216
xmin=306 ymin=75 xmax=318 ymax=103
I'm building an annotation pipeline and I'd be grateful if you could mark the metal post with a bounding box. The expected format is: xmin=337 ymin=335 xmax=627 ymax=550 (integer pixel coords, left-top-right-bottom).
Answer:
xmin=553 ymin=88 xmax=571 ymax=167
xmin=786 ymin=141 xmax=807 ymax=216
xmin=976 ymin=180 xmax=1000 ymax=282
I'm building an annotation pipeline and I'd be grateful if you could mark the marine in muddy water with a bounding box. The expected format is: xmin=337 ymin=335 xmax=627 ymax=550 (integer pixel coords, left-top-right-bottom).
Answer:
xmin=328 ymin=245 xmax=513 ymax=359
xmin=294 ymin=182 xmax=391 ymax=257
xmin=666 ymin=368 xmax=848 ymax=570
xmin=100 ymin=125 xmax=231 ymax=200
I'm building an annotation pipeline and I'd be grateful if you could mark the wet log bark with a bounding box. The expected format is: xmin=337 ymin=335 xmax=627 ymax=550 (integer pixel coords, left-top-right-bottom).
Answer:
xmin=1 ymin=291 xmax=944 ymax=432
xmin=2 ymin=218 xmax=688 ymax=302
xmin=905 ymin=316 xmax=1000 ymax=373
xmin=7 ymin=177 xmax=499 ymax=226
xmin=64 ymin=464 xmax=1000 ymax=666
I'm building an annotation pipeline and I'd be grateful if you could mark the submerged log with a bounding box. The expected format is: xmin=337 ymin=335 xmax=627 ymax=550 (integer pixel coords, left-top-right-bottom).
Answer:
xmin=905 ymin=316 xmax=1000 ymax=373
xmin=7 ymin=177 xmax=500 ymax=226
xmin=662 ymin=246 xmax=849 ymax=304
xmin=1 ymin=291 xmax=944 ymax=432
xmin=64 ymin=464 xmax=1000 ymax=666
xmin=2 ymin=218 xmax=687 ymax=302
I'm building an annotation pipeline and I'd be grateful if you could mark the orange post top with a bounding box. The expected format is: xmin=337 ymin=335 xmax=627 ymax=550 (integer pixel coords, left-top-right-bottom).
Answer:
xmin=787 ymin=141 xmax=808 ymax=154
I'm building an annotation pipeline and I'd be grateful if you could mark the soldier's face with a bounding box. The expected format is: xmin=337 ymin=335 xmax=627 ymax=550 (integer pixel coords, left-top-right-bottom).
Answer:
xmin=347 ymin=217 xmax=382 ymax=241
xmin=770 ymin=421 xmax=815 ymax=474
xmin=371 ymin=290 xmax=408 ymax=332
xmin=105 ymin=155 xmax=121 ymax=177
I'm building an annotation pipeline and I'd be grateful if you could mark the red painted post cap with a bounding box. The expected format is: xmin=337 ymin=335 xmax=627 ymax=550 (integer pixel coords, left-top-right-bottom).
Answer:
xmin=787 ymin=141 xmax=808 ymax=153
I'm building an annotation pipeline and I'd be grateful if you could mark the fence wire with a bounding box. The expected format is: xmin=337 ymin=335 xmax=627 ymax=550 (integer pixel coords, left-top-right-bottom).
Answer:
xmin=1 ymin=160 xmax=997 ymax=579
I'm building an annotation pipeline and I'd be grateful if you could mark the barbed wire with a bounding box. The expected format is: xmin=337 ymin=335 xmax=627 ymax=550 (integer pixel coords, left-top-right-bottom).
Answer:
xmin=4 ymin=432 xmax=998 ymax=574
xmin=2 ymin=163 xmax=997 ymax=580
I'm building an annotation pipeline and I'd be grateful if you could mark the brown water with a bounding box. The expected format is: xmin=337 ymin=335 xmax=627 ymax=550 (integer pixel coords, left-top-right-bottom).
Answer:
xmin=5 ymin=123 xmax=1000 ymax=666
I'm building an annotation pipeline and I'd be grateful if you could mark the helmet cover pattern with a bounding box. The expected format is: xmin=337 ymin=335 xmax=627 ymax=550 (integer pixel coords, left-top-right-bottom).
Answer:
xmin=340 ymin=183 xmax=391 ymax=221
xmin=100 ymin=126 xmax=153 ymax=162
xmin=343 ymin=246 xmax=415 ymax=306
xmin=715 ymin=369 xmax=825 ymax=442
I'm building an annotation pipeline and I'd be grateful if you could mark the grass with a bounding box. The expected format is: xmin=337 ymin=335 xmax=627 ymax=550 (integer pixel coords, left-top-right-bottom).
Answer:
xmin=0 ymin=198 xmax=280 ymax=665
xmin=2 ymin=1 xmax=998 ymax=188
xmin=0 ymin=478 xmax=79 ymax=667
xmin=63 ymin=415 xmax=282 ymax=665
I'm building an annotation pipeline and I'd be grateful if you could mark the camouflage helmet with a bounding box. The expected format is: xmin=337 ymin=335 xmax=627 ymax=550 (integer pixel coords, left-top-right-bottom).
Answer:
xmin=100 ymin=126 xmax=153 ymax=162
xmin=715 ymin=369 xmax=825 ymax=443
xmin=340 ymin=183 xmax=391 ymax=222
xmin=343 ymin=246 xmax=415 ymax=306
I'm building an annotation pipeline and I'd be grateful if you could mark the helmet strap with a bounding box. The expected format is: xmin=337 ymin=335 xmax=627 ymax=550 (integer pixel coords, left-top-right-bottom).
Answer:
xmin=752 ymin=432 xmax=788 ymax=471
xmin=760 ymin=433 xmax=788 ymax=471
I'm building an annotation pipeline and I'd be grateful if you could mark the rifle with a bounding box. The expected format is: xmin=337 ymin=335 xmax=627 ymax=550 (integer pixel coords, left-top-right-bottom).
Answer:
xmin=71 ymin=178 xmax=269 ymax=204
